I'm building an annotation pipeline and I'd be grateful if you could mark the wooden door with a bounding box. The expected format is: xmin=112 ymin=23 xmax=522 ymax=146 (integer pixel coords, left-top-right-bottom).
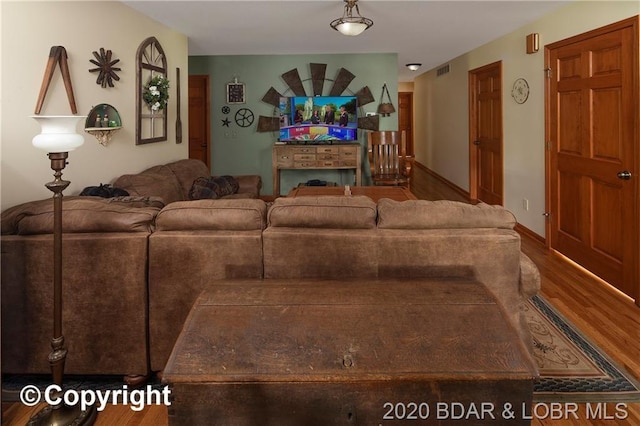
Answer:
xmin=398 ymin=92 xmax=414 ymax=157
xmin=188 ymin=75 xmax=210 ymax=168
xmin=469 ymin=61 xmax=503 ymax=205
xmin=547 ymin=18 xmax=638 ymax=302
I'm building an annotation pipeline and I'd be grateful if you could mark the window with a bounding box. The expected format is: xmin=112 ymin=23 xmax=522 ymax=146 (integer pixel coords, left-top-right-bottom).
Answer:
xmin=136 ymin=37 xmax=167 ymax=144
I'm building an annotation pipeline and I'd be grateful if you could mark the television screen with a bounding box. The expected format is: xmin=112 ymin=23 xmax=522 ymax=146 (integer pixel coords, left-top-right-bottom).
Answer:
xmin=279 ymin=96 xmax=358 ymax=142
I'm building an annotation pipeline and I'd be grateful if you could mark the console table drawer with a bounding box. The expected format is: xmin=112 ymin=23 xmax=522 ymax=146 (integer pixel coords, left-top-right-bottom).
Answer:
xmin=292 ymin=146 xmax=315 ymax=154
xmin=275 ymin=154 xmax=293 ymax=167
xmin=316 ymin=146 xmax=340 ymax=154
xmin=341 ymin=159 xmax=357 ymax=167
xmin=317 ymin=161 xmax=340 ymax=167
xmin=340 ymin=146 xmax=358 ymax=156
xmin=294 ymin=162 xmax=317 ymax=168
xmin=294 ymin=154 xmax=316 ymax=161
xmin=317 ymin=153 xmax=339 ymax=161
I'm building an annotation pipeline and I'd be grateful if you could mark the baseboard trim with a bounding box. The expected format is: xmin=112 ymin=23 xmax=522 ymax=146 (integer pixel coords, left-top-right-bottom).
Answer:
xmin=413 ymin=162 xmax=471 ymax=202
xmin=414 ymin=162 xmax=546 ymax=244
xmin=515 ymin=223 xmax=546 ymax=245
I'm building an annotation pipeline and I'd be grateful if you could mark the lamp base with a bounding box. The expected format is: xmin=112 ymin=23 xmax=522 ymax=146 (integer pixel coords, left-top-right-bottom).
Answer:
xmin=27 ymin=403 xmax=97 ymax=426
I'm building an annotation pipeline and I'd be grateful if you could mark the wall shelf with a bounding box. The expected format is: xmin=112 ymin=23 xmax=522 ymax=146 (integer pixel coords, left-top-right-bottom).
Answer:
xmin=85 ymin=127 xmax=122 ymax=146
xmin=84 ymin=103 xmax=122 ymax=146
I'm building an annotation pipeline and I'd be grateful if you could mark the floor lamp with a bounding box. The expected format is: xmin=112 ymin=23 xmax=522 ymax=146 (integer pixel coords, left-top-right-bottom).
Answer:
xmin=28 ymin=115 xmax=97 ymax=426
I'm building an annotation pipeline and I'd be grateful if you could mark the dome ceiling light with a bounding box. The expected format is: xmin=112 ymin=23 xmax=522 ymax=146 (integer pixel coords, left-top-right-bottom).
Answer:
xmin=330 ymin=0 xmax=373 ymax=37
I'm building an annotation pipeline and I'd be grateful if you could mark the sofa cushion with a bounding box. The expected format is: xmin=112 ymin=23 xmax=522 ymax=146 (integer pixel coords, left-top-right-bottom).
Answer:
xmin=377 ymin=199 xmax=516 ymax=229
xmin=165 ymin=159 xmax=211 ymax=199
xmin=112 ymin=169 xmax=183 ymax=205
xmin=189 ymin=176 xmax=239 ymax=200
xmin=235 ymin=175 xmax=262 ymax=199
xmin=2 ymin=197 xmax=160 ymax=235
xmin=105 ymin=196 xmax=165 ymax=209
xmin=267 ymin=196 xmax=377 ymax=229
xmin=155 ymin=199 xmax=267 ymax=231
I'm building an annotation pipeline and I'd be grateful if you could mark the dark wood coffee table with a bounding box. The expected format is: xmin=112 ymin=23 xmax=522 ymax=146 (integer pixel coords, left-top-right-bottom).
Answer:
xmin=287 ymin=185 xmax=417 ymax=202
xmin=163 ymin=278 xmax=537 ymax=425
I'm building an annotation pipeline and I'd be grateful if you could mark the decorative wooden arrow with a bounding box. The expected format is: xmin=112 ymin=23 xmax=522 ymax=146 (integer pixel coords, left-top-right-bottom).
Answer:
xmin=34 ymin=46 xmax=78 ymax=114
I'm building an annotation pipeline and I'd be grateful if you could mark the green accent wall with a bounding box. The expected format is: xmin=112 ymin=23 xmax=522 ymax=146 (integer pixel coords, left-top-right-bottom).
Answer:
xmin=189 ymin=53 xmax=398 ymax=195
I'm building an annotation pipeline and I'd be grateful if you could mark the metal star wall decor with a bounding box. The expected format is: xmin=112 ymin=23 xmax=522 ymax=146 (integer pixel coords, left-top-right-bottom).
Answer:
xmin=89 ymin=48 xmax=121 ymax=88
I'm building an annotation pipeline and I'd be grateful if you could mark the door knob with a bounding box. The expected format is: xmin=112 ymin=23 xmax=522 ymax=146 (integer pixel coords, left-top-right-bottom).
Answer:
xmin=473 ymin=140 xmax=481 ymax=146
xmin=617 ymin=171 xmax=632 ymax=180
xmin=200 ymin=143 xmax=207 ymax=148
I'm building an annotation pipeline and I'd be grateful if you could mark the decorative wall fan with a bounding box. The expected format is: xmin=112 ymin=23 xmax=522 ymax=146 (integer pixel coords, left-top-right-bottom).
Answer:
xmin=256 ymin=63 xmax=379 ymax=133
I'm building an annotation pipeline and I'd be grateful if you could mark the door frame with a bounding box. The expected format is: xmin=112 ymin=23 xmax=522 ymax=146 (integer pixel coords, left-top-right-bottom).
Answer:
xmin=398 ymin=91 xmax=414 ymax=157
xmin=544 ymin=16 xmax=640 ymax=303
xmin=188 ymin=74 xmax=211 ymax=168
xmin=468 ymin=60 xmax=504 ymax=203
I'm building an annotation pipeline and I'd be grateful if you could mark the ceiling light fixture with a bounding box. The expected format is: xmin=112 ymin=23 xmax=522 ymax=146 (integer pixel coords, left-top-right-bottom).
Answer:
xmin=330 ymin=0 xmax=373 ymax=37
xmin=406 ymin=63 xmax=422 ymax=71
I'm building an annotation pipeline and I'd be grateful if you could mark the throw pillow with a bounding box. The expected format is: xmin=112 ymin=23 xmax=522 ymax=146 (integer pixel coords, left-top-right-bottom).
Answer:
xmin=189 ymin=175 xmax=239 ymax=200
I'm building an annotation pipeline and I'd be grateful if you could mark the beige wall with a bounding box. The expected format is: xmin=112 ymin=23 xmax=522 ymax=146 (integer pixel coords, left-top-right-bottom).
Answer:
xmin=414 ymin=1 xmax=639 ymax=237
xmin=1 ymin=1 xmax=188 ymax=210
xmin=398 ymin=82 xmax=414 ymax=92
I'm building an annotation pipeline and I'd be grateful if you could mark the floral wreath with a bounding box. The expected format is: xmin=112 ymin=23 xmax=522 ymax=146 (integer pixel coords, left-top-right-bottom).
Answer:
xmin=143 ymin=75 xmax=170 ymax=111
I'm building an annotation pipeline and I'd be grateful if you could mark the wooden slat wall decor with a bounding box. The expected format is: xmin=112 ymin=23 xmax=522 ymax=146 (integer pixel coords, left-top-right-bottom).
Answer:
xmin=328 ymin=67 xmax=355 ymax=96
xmin=281 ymin=69 xmax=306 ymax=97
xmin=310 ymin=63 xmax=326 ymax=96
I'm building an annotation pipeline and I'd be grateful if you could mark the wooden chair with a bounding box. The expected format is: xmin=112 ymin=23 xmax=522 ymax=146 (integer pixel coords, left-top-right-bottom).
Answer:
xmin=367 ymin=130 xmax=412 ymax=187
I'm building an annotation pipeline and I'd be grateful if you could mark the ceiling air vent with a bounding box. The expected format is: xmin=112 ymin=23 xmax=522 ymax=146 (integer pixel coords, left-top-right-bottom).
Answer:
xmin=437 ymin=64 xmax=450 ymax=77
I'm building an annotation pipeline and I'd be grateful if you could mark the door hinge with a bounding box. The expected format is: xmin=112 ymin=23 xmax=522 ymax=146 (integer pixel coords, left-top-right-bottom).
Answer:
xmin=546 ymin=141 xmax=552 ymax=150
xmin=544 ymin=68 xmax=552 ymax=78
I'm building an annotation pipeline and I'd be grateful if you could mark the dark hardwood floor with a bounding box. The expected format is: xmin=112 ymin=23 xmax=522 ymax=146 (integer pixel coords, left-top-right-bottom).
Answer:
xmin=3 ymin=164 xmax=639 ymax=425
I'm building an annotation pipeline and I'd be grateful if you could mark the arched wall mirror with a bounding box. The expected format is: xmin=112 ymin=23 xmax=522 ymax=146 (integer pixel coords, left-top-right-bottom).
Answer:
xmin=136 ymin=36 xmax=168 ymax=145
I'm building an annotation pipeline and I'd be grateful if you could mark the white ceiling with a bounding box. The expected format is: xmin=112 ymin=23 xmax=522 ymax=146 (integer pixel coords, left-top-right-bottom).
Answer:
xmin=122 ymin=0 xmax=570 ymax=82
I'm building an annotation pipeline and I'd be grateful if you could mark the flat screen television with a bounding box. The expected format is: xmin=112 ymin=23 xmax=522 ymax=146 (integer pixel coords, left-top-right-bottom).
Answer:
xmin=279 ymin=96 xmax=358 ymax=142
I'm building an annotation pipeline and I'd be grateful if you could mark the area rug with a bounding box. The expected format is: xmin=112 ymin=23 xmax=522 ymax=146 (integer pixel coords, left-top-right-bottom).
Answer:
xmin=527 ymin=295 xmax=640 ymax=403
xmin=3 ymin=296 xmax=640 ymax=404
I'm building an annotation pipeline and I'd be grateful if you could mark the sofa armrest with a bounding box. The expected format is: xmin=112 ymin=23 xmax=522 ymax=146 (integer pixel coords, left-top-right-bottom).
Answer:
xmin=519 ymin=253 xmax=540 ymax=298
xmin=234 ymin=175 xmax=262 ymax=198
xmin=2 ymin=197 xmax=161 ymax=235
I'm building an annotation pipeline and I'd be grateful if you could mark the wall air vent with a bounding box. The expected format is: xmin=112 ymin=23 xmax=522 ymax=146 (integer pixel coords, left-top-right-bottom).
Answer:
xmin=437 ymin=64 xmax=450 ymax=77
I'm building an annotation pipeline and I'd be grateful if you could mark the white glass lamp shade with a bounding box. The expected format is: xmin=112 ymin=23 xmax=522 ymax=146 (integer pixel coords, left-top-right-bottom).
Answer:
xmin=336 ymin=21 xmax=369 ymax=36
xmin=31 ymin=115 xmax=86 ymax=152
xmin=329 ymin=0 xmax=373 ymax=37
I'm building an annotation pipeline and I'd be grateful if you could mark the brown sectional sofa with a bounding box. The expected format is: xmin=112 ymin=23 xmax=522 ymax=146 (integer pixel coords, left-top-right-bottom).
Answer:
xmin=113 ymin=159 xmax=263 ymax=203
xmin=1 ymin=185 xmax=540 ymax=379
xmin=263 ymin=197 xmax=539 ymax=354
xmin=1 ymin=197 xmax=162 ymax=376
xmin=1 ymin=158 xmax=263 ymax=378
xmin=148 ymin=199 xmax=267 ymax=372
